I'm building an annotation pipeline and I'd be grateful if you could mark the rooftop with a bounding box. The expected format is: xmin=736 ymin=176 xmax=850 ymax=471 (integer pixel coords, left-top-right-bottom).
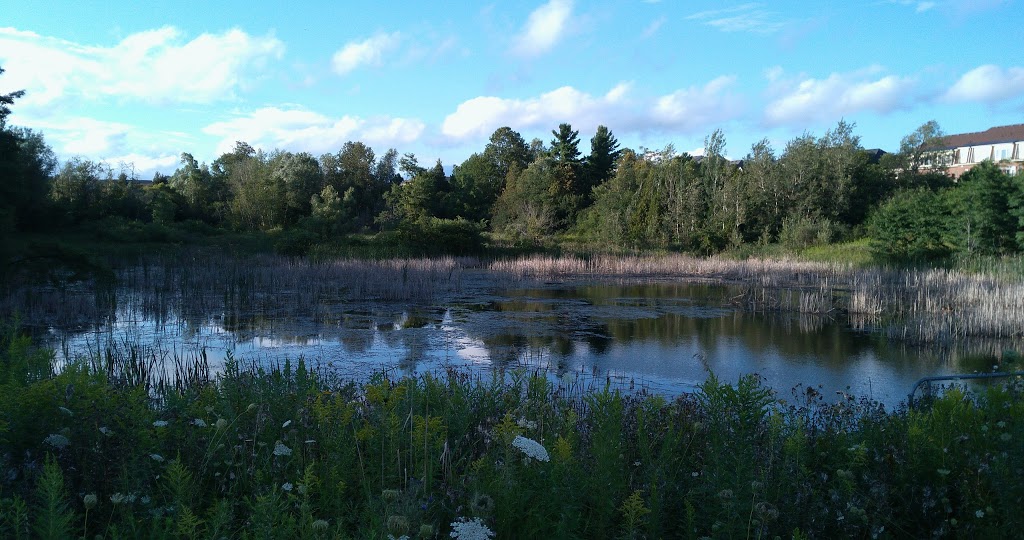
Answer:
xmin=938 ymin=124 xmax=1024 ymax=150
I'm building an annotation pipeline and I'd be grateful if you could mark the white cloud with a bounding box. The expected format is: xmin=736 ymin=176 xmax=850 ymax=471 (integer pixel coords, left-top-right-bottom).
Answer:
xmin=441 ymin=77 xmax=742 ymax=142
xmin=943 ymin=64 xmax=1024 ymax=103
xmin=764 ymin=68 xmax=916 ymax=125
xmin=105 ymin=153 xmax=181 ymax=178
xmin=686 ymin=3 xmax=786 ymax=34
xmin=652 ymin=76 xmax=742 ymax=131
xmin=0 ymin=26 xmax=284 ymax=108
xmin=512 ymin=0 xmax=574 ymax=57
xmin=331 ymin=32 xmax=401 ymax=75
xmin=203 ymin=106 xmax=425 ymax=156
xmin=13 ymin=114 xmax=189 ymax=177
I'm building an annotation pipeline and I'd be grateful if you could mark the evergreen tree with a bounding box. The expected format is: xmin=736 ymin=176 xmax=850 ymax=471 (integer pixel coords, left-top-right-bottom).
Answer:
xmin=583 ymin=125 xmax=621 ymax=203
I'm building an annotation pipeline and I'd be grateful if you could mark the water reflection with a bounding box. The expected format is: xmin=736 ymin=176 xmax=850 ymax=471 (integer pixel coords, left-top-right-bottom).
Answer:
xmin=47 ymin=281 xmax=1020 ymax=408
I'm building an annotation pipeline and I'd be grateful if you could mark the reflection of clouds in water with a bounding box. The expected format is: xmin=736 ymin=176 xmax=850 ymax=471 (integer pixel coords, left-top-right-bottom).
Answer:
xmin=46 ymin=280 xmax=1024 ymax=409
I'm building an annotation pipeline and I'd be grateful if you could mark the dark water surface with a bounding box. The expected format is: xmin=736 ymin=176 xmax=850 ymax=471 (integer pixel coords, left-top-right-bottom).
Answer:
xmin=49 ymin=279 xmax=1014 ymax=408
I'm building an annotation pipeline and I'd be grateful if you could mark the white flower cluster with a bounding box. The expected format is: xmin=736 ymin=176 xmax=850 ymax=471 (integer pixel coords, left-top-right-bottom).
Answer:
xmin=512 ymin=435 xmax=550 ymax=462
xmin=449 ymin=517 xmax=495 ymax=539
xmin=273 ymin=441 xmax=292 ymax=456
xmin=43 ymin=434 xmax=70 ymax=449
xmin=192 ymin=418 xmax=207 ymax=428
xmin=152 ymin=420 xmax=168 ymax=428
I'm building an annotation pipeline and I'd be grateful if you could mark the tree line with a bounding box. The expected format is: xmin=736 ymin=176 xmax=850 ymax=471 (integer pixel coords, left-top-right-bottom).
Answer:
xmin=3 ymin=65 xmax=1023 ymax=261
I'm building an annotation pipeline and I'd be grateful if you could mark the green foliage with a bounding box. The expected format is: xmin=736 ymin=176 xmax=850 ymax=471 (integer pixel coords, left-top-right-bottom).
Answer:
xmin=2 ymin=336 xmax=1024 ymax=538
xmin=33 ymin=457 xmax=74 ymax=540
xmin=869 ymin=188 xmax=953 ymax=262
xmin=947 ymin=161 xmax=1021 ymax=255
xmin=396 ymin=217 xmax=484 ymax=255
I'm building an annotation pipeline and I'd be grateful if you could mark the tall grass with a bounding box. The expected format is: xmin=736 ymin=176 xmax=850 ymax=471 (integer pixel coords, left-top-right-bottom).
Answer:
xmin=490 ymin=254 xmax=1024 ymax=343
xmin=2 ymin=332 xmax=1023 ymax=538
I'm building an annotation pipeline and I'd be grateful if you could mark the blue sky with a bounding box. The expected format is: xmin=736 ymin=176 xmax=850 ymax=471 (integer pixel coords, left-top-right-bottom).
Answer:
xmin=1 ymin=0 xmax=1022 ymax=177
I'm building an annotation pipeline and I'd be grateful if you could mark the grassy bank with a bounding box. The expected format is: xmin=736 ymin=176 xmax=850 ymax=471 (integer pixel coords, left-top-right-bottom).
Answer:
xmin=2 ymin=327 xmax=1023 ymax=539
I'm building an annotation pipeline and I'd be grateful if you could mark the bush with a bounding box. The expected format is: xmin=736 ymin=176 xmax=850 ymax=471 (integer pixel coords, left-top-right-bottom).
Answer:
xmin=868 ymin=189 xmax=953 ymax=263
xmin=397 ymin=217 xmax=484 ymax=255
xmin=780 ymin=216 xmax=847 ymax=250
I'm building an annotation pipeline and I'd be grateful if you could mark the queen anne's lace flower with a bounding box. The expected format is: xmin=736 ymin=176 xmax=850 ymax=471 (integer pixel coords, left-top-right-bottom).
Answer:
xmin=44 ymin=434 xmax=70 ymax=449
xmin=450 ymin=517 xmax=495 ymax=539
xmin=512 ymin=435 xmax=550 ymax=462
xmin=152 ymin=420 xmax=168 ymax=428
xmin=273 ymin=441 xmax=292 ymax=456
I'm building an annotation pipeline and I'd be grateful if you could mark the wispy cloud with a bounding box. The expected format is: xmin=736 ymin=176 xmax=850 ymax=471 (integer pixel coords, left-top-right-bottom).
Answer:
xmin=331 ymin=32 xmax=402 ymax=75
xmin=887 ymin=0 xmax=937 ymax=13
xmin=0 ymin=26 xmax=283 ymax=108
xmin=943 ymin=64 xmax=1024 ymax=103
xmin=641 ymin=16 xmax=667 ymax=39
xmin=511 ymin=0 xmax=574 ymax=57
xmin=764 ymin=67 xmax=917 ymax=125
xmin=686 ymin=3 xmax=786 ymax=34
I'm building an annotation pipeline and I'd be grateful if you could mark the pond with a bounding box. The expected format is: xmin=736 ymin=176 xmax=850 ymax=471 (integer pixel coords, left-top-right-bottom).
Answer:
xmin=46 ymin=274 xmax=1015 ymax=409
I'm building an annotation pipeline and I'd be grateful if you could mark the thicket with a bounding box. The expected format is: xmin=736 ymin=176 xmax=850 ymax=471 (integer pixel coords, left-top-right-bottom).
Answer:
xmin=1 ymin=324 xmax=1023 ymax=538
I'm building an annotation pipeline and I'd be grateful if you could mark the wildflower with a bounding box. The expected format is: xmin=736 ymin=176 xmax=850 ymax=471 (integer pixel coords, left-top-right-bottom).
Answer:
xmin=192 ymin=418 xmax=207 ymax=428
xmin=516 ymin=418 xmax=536 ymax=430
xmin=282 ymin=482 xmax=293 ymax=492
xmin=512 ymin=435 xmax=550 ymax=462
xmin=110 ymin=493 xmax=126 ymax=505
xmin=937 ymin=468 xmax=951 ymax=476
xmin=717 ymin=489 xmax=734 ymax=500
xmin=754 ymin=501 xmax=779 ymax=521
xmin=247 ymin=403 xmax=257 ymax=413
xmin=99 ymin=426 xmax=112 ymax=436
xmin=297 ymin=483 xmax=308 ymax=495
xmin=215 ymin=418 xmax=229 ymax=430
xmin=150 ymin=454 xmax=164 ymax=462
xmin=449 ymin=517 xmax=495 ymax=539
xmin=152 ymin=420 xmax=168 ymax=428
xmin=312 ymin=519 xmax=329 ymax=532
xmin=273 ymin=441 xmax=292 ymax=456
xmin=43 ymin=434 xmax=70 ymax=449
xmin=282 ymin=420 xmax=292 ymax=428
xmin=997 ymin=421 xmax=1007 ymax=428
xmin=976 ymin=509 xmax=984 ymax=518
xmin=83 ymin=493 xmax=97 ymax=510
xmin=140 ymin=495 xmax=150 ymax=504
xmin=382 ymin=489 xmax=401 ymax=502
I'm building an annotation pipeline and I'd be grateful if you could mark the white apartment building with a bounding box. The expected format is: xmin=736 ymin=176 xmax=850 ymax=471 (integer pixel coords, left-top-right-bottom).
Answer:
xmin=922 ymin=124 xmax=1024 ymax=178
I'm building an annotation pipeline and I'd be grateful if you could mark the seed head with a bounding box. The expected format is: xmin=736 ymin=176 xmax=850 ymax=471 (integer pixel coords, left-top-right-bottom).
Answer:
xmin=83 ymin=493 xmax=97 ymax=510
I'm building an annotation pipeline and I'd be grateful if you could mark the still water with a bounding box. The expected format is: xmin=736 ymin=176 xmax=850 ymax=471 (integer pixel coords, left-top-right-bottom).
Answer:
xmin=50 ymin=280 xmax=1012 ymax=408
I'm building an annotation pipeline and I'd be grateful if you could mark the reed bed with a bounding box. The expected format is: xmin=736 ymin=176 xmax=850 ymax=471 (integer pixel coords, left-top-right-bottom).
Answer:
xmin=490 ymin=254 xmax=1024 ymax=343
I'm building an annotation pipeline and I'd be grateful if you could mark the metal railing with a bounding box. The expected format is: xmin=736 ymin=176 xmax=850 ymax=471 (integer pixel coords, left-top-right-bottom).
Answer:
xmin=907 ymin=371 xmax=1024 ymax=408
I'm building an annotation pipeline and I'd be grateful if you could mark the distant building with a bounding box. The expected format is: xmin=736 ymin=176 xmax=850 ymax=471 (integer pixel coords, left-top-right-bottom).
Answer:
xmin=921 ymin=124 xmax=1024 ymax=178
